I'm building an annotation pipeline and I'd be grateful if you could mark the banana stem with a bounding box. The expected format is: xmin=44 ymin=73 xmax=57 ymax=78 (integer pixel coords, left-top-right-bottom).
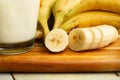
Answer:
xmin=53 ymin=14 xmax=64 ymax=29
xmin=38 ymin=19 xmax=50 ymax=38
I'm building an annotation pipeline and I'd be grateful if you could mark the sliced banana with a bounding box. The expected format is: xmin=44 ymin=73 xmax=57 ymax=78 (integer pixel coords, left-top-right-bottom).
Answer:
xmin=69 ymin=25 xmax=119 ymax=52
xmin=45 ymin=29 xmax=69 ymax=52
xmin=69 ymin=28 xmax=93 ymax=51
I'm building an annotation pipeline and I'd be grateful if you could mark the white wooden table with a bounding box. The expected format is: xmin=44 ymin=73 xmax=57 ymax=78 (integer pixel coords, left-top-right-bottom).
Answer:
xmin=0 ymin=72 xmax=120 ymax=80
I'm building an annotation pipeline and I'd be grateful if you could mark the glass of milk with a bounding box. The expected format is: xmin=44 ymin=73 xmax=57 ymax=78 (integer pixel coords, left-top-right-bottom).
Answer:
xmin=0 ymin=0 xmax=40 ymax=54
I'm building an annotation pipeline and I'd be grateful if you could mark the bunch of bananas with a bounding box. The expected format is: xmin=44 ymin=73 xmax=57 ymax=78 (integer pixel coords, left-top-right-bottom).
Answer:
xmin=38 ymin=0 xmax=120 ymax=52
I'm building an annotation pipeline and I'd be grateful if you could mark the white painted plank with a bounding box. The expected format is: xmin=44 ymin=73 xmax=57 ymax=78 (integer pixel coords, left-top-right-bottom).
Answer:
xmin=13 ymin=73 xmax=120 ymax=80
xmin=0 ymin=73 xmax=13 ymax=80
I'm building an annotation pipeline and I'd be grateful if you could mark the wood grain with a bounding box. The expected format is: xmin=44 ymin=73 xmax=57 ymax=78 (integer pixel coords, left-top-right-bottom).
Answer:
xmin=0 ymin=37 xmax=120 ymax=72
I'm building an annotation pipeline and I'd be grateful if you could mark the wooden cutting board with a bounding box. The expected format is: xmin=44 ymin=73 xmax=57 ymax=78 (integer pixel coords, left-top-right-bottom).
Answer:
xmin=0 ymin=36 xmax=120 ymax=72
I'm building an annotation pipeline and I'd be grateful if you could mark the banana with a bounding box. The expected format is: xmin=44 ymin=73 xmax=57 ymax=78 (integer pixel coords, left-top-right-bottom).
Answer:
xmin=45 ymin=29 xmax=69 ymax=52
xmin=69 ymin=28 xmax=93 ymax=51
xmin=96 ymin=25 xmax=113 ymax=48
xmin=38 ymin=0 xmax=69 ymax=52
xmin=88 ymin=27 xmax=102 ymax=49
xmin=118 ymin=29 xmax=120 ymax=34
xmin=60 ymin=11 xmax=120 ymax=33
xmin=38 ymin=0 xmax=56 ymax=37
xmin=96 ymin=25 xmax=119 ymax=48
xmin=35 ymin=22 xmax=44 ymax=39
xmin=35 ymin=30 xmax=43 ymax=39
xmin=53 ymin=0 xmax=81 ymax=29
xmin=109 ymin=26 xmax=119 ymax=42
xmin=65 ymin=0 xmax=120 ymax=20
xmin=69 ymin=25 xmax=119 ymax=51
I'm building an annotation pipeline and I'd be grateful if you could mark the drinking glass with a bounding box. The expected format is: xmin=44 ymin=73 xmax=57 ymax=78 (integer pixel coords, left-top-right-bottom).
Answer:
xmin=0 ymin=0 xmax=40 ymax=54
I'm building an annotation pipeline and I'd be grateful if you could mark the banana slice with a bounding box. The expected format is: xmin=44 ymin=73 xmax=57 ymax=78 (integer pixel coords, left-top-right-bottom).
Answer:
xmin=45 ymin=29 xmax=69 ymax=52
xmin=97 ymin=25 xmax=112 ymax=48
xmin=88 ymin=27 xmax=102 ymax=49
xmin=69 ymin=28 xmax=93 ymax=51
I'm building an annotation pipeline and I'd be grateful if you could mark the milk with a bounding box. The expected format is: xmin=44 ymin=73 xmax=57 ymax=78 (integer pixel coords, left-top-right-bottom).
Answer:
xmin=0 ymin=0 xmax=40 ymax=43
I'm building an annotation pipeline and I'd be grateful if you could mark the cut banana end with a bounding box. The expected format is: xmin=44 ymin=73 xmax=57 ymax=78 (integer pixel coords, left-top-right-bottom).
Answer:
xmin=69 ymin=28 xmax=93 ymax=51
xmin=45 ymin=29 xmax=69 ymax=52
xmin=96 ymin=25 xmax=118 ymax=48
xmin=108 ymin=25 xmax=119 ymax=42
